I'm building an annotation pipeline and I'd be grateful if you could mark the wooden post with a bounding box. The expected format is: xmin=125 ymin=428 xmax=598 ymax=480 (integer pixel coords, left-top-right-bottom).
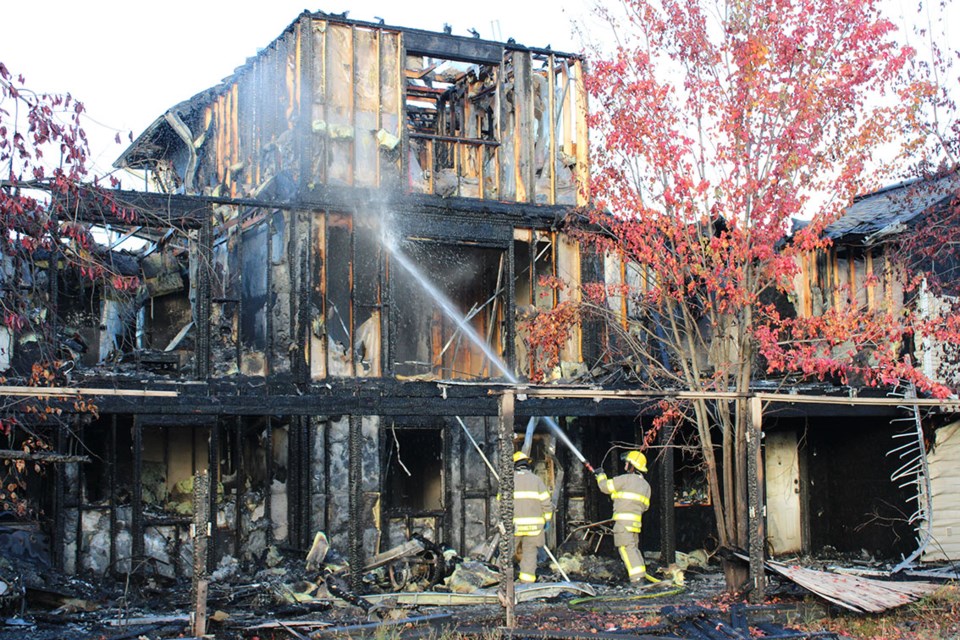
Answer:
xmin=497 ymin=391 xmax=516 ymax=628
xmin=747 ymin=397 xmax=765 ymax=603
xmin=192 ymin=470 xmax=211 ymax=637
xmin=658 ymin=421 xmax=676 ymax=567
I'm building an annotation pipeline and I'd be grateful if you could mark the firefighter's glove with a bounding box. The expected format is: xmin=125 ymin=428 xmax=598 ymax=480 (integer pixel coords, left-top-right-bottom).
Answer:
xmin=593 ymin=468 xmax=605 ymax=478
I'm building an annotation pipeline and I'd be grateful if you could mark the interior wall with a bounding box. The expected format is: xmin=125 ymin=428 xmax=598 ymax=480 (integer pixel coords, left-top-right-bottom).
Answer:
xmin=805 ymin=417 xmax=915 ymax=559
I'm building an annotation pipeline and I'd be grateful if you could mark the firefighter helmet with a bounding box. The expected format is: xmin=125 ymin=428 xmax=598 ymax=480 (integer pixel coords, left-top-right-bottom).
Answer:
xmin=624 ymin=450 xmax=647 ymax=472
xmin=513 ymin=451 xmax=531 ymax=464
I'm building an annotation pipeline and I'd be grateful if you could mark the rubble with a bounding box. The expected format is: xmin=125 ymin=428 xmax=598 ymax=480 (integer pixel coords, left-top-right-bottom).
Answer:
xmin=1 ymin=533 xmax=957 ymax=640
xmin=443 ymin=561 xmax=500 ymax=593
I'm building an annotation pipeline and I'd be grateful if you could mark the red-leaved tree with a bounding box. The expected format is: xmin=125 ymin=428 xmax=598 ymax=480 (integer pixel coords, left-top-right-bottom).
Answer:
xmin=0 ymin=62 xmax=137 ymax=514
xmin=525 ymin=0 xmax=960 ymax=591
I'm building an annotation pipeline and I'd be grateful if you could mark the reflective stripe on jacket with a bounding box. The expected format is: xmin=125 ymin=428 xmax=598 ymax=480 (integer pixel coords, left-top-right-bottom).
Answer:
xmin=596 ymin=471 xmax=651 ymax=533
xmin=513 ymin=468 xmax=553 ymax=536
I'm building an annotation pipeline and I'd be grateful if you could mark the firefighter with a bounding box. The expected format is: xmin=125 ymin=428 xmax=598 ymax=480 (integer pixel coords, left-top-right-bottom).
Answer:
xmin=594 ymin=450 xmax=651 ymax=584
xmin=511 ymin=451 xmax=553 ymax=583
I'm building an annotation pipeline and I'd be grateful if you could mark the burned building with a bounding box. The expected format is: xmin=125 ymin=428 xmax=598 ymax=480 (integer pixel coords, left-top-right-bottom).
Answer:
xmin=3 ymin=12 xmax=956 ymax=600
xmin=14 ymin=11 xmax=632 ymax=582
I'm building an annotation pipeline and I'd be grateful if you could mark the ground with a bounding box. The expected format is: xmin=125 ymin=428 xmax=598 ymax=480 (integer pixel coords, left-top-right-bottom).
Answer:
xmin=2 ymin=553 xmax=959 ymax=640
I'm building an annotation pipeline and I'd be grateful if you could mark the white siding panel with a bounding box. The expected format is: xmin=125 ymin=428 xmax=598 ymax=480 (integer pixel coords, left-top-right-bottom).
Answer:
xmin=922 ymin=420 xmax=960 ymax=563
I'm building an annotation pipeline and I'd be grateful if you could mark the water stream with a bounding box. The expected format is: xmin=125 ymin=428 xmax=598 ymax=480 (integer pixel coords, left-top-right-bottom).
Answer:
xmin=382 ymin=235 xmax=589 ymax=466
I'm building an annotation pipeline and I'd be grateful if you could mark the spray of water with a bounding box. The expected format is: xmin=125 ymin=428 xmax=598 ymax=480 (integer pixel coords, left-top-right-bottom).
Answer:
xmin=381 ymin=234 xmax=590 ymax=467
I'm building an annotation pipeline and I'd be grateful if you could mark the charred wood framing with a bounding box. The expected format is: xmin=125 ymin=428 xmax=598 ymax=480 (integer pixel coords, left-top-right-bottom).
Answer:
xmin=506 ymin=240 xmax=516 ymax=371
xmin=0 ymin=449 xmax=89 ymax=463
xmin=68 ymin=188 xmax=209 ymax=229
xmin=52 ymin=423 xmax=66 ymax=570
xmin=348 ymin=415 xmax=364 ymax=591
xmin=84 ymin=379 xmax=907 ymax=420
xmin=497 ymin=391 xmax=516 ymax=627
xmin=207 ymin=420 xmax=220 ymax=574
xmin=234 ymin=416 xmax=243 ymax=556
xmin=73 ymin=420 xmax=84 ymax=574
xmin=264 ymin=416 xmax=274 ymax=547
xmin=132 ymin=416 xmax=145 ymax=566
xmin=297 ymin=17 xmax=315 ymax=198
xmin=748 ymin=397 xmax=766 ymax=602
xmin=191 ymin=470 xmax=211 ymax=636
xmin=26 ymin=7 xmax=942 ymax=590
xmin=287 ymin=419 xmax=303 ymax=550
xmin=197 ymin=215 xmax=213 ymax=378
xmin=109 ymin=415 xmax=118 ymax=578
xmin=658 ymin=421 xmax=677 ymax=568
xmin=266 ymin=216 xmax=275 ymax=376
xmin=288 ymin=416 xmax=314 ymax=551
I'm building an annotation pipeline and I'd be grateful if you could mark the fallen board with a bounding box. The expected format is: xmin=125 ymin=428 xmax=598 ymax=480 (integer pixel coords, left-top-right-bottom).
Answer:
xmin=765 ymin=559 xmax=940 ymax=613
xmin=359 ymin=581 xmax=596 ymax=606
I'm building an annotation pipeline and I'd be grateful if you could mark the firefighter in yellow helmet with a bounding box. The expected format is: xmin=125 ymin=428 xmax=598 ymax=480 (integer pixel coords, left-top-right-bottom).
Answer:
xmin=594 ymin=450 xmax=651 ymax=583
xmin=511 ymin=451 xmax=553 ymax=583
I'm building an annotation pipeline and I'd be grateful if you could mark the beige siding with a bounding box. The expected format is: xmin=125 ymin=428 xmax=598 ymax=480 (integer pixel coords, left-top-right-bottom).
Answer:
xmin=922 ymin=420 xmax=960 ymax=562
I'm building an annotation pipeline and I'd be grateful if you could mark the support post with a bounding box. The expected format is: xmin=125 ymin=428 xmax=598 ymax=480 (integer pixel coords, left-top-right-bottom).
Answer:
xmin=53 ymin=422 xmax=66 ymax=571
xmin=196 ymin=212 xmax=213 ymax=379
xmin=348 ymin=415 xmax=364 ymax=592
xmin=658 ymin=421 xmax=676 ymax=567
xmin=265 ymin=416 xmax=274 ymax=547
xmin=132 ymin=416 xmax=145 ymax=567
xmin=191 ymin=470 xmax=211 ymax=637
xmin=497 ymin=391 xmax=516 ymax=628
xmin=748 ymin=396 xmax=765 ymax=603
xmin=109 ymin=415 xmax=118 ymax=577
xmin=207 ymin=421 xmax=220 ymax=574
xmin=299 ymin=416 xmax=314 ymax=550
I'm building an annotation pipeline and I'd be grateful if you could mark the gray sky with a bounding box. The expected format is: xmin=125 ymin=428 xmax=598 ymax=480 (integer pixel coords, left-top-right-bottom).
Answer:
xmin=1 ymin=1 xmax=595 ymax=181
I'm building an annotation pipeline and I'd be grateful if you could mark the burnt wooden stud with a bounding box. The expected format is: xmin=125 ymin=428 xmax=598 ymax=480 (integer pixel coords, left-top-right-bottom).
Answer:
xmin=74 ymin=420 xmax=84 ymax=575
xmin=497 ymin=391 xmax=516 ymax=627
xmin=197 ymin=213 xmax=213 ymax=379
xmin=748 ymin=397 xmax=765 ymax=603
xmin=191 ymin=470 xmax=211 ymax=637
xmin=266 ymin=215 xmax=275 ymax=376
xmin=300 ymin=416 xmax=314 ymax=550
xmin=207 ymin=421 xmax=220 ymax=574
xmin=265 ymin=416 xmax=274 ymax=546
xmin=297 ymin=212 xmax=312 ymax=386
xmin=506 ymin=240 xmax=516 ymax=372
xmin=132 ymin=416 xmax=145 ymax=568
xmin=658 ymin=421 xmax=677 ymax=569
xmin=287 ymin=418 xmax=301 ymax=549
xmin=109 ymin=415 xmax=118 ymax=578
xmin=234 ymin=416 xmax=244 ymax=556
xmin=298 ymin=17 xmax=315 ymax=195
xmin=52 ymin=422 xmax=66 ymax=571
xmin=348 ymin=415 xmax=364 ymax=591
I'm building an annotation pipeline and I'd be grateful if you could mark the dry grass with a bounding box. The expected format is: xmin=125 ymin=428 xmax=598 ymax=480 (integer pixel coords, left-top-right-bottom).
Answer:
xmin=805 ymin=584 xmax=960 ymax=640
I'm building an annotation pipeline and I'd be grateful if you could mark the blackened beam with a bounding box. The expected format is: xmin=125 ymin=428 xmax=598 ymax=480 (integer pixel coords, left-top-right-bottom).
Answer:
xmin=300 ymin=185 xmax=572 ymax=229
xmin=74 ymin=382 xmax=902 ymax=419
xmin=66 ymin=183 xmax=572 ymax=232
xmin=0 ymin=449 xmax=90 ymax=463
xmin=308 ymin=11 xmax=583 ymax=62
xmin=56 ymin=187 xmax=209 ymax=229
xmin=38 ymin=180 xmax=572 ymax=235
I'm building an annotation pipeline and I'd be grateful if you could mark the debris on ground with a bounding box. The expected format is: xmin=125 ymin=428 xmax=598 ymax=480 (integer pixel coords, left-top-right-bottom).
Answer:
xmin=0 ymin=532 xmax=958 ymax=640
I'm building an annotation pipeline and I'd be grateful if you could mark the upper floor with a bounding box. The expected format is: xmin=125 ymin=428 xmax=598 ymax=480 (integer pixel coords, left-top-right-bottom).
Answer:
xmin=117 ymin=11 xmax=589 ymax=207
xmin=0 ymin=14 xmax=594 ymax=387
